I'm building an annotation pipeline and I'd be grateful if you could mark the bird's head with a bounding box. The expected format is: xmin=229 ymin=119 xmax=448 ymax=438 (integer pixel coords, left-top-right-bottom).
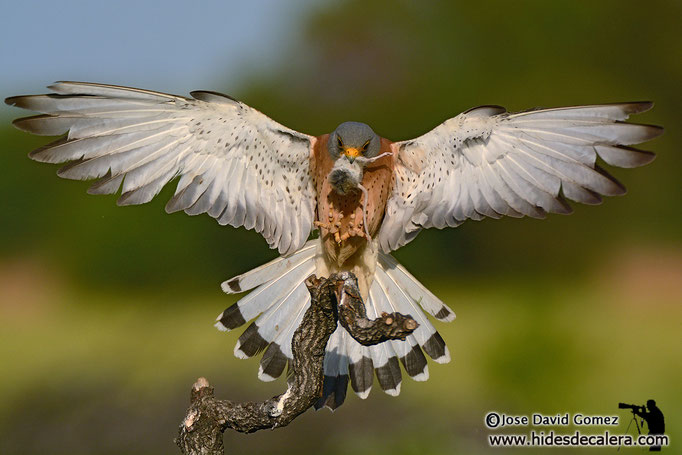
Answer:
xmin=328 ymin=121 xmax=380 ymax=164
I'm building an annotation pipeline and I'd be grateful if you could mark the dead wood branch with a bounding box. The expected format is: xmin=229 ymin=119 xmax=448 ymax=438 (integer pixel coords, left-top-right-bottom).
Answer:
xmin=176 ymin=271 xmax=418 ymax=455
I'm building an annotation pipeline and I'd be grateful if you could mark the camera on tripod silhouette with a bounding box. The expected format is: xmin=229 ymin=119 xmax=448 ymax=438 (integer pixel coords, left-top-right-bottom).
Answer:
xmin=618 ymin=403 xmax=644 ymax=413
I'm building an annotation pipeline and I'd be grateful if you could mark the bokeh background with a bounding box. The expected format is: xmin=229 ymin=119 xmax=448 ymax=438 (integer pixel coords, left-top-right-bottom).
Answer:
xmin=1 ymin=1 xmax=680 ymax=454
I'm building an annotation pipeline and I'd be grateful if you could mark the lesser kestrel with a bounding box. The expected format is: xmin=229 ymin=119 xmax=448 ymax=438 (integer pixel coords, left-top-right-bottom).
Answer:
xmin=6 ymin=82 xmax=662 ymax=409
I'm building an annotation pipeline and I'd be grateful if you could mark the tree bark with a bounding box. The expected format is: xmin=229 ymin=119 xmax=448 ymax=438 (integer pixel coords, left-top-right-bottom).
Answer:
xmin=176 ymin=271 xmax=418 ymax=455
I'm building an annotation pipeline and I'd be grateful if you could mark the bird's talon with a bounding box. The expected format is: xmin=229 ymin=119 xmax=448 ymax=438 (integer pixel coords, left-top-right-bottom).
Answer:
xmin=314 ymin=220 xmax=331 ymax=230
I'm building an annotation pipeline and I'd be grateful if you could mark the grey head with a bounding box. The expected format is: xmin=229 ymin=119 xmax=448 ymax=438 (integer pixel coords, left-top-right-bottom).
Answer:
xmin=328 ymin=121 xmax=381 ymax=163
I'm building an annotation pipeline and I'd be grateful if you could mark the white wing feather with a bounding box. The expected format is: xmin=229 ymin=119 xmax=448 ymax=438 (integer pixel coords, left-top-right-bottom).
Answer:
xmin=379 ymin=103 xmax=661 ymax=252
xmin=6 ymin=82 xmax=317 ymax=255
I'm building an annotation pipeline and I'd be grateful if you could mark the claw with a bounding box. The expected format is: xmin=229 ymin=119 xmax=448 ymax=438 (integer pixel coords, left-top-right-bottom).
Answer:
xmin=314 ymin=220 xmax=329 ymax=230
xmin=315 ymin=219 xmax=339 ymax=235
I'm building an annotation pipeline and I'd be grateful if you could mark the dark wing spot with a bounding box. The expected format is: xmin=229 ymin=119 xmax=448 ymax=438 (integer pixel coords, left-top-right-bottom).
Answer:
xmin=271 ymin=128 xmax=310 ymax=146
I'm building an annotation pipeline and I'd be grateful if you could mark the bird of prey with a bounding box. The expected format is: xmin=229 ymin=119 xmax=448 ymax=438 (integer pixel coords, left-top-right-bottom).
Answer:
xmin=6 ymin=82 xmax=662 ymax=410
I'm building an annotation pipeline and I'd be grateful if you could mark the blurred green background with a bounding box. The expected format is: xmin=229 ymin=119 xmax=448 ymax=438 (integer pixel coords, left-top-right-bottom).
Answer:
xmin=1 ymin=1 xmax=680 ymax=454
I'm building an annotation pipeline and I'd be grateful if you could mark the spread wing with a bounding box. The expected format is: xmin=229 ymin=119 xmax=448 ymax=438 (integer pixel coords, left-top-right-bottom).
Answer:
xmin=379 ymin=103 xmax=662 ymax=252
xmin=6 ymin=82 xmax=317 ymax=255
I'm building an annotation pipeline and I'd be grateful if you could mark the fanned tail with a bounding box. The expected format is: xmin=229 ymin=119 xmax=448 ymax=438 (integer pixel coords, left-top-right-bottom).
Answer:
xmin=214 ymin=239 xmax=455 ymax=410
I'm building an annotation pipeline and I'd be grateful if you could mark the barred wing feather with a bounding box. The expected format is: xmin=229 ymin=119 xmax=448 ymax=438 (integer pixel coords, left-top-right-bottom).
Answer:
xmin=6 ymin=82 xmax=317 ymax=255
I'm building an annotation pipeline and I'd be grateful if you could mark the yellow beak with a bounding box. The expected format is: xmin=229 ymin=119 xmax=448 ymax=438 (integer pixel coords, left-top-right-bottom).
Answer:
xmin=343 ymin=147 xmax=361 ymax=162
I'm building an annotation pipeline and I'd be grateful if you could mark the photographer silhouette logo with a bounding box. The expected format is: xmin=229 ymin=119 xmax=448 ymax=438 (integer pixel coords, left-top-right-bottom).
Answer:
xmin=618 ymin=400 xmax=665 ymax=452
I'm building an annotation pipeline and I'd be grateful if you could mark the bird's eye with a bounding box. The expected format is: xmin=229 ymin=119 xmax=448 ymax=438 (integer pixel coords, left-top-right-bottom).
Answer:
xmin=361 ymin=140 xmax=370 ymax=152
xmin=337 ymin=136 xmax=343 ymax=148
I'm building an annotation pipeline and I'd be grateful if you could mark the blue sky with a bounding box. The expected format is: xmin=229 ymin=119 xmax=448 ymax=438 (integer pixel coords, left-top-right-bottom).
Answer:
xmin=1 ymin=0 xmax=315 ymax=115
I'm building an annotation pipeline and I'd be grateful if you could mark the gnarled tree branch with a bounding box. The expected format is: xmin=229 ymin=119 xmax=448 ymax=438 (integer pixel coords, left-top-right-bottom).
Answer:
xmin=176 ymin=272 xmax=418 ymax=455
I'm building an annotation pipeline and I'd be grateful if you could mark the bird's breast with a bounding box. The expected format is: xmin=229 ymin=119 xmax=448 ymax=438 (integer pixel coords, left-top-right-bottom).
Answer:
xmin=311 ymin=135 xmax=395 ymax=267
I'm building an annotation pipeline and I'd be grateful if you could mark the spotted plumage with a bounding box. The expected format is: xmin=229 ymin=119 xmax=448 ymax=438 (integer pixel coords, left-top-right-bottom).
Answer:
xmin=312 ymin=134 xmax=394 ymax=267
xmin=6 ymin=82 xmax=662 ymax=410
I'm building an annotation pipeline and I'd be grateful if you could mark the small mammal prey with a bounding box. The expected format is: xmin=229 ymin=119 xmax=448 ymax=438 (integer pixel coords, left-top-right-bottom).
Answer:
xmin=328 ymin=146 xmax=392 ymax=240
xmin=324 ymin=121 xmax=392 ymax=241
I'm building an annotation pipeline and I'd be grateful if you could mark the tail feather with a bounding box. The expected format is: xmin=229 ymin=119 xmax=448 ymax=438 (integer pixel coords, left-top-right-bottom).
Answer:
xmin=369 ymin=281 xmax=429 ymax=381
xmin=366 ymin=283 xmax=402 ymax=395
xmin=234 ymin=323 xmax=268 ymax=359
xmin=257 ymin=289 xmax=312 ymax=382
xmin=240 ymin=281 xmax=310 ymax=353
xmin=400 ymin=336 xmax=429 ymax=381
xmin=374 ymin=266 xmax=451 ymax=363
xmin=215 ymin=241 xmax=317 ymax=332
xmin=257 ymin=283 xmax=314 ymax=381
xmin=279 ymin=290 xmax=313 ymax=359
xmin=421 ymin=331 xmax=449 ymax=363
xmin=346 ymin=338 xmax=373 ymax=399
xmin=258 ymin=342 xmax=288 ymax=382
xmin=373 ymin=353 xmax=402 ymax=396
xmin=316 ymin=327 xmax=350 ymax=410
xmin=379 ymin=252 xmax=456 ymax=322
xmin=315 ymin=374 xmax=349 ymax=411
xmin=220 ymin=240 xmax=317 ymax=294
xmin=370 ymin=277 xmax=415 ymax=366
xmin=234 ymin=279 xmax=312 ymax=359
